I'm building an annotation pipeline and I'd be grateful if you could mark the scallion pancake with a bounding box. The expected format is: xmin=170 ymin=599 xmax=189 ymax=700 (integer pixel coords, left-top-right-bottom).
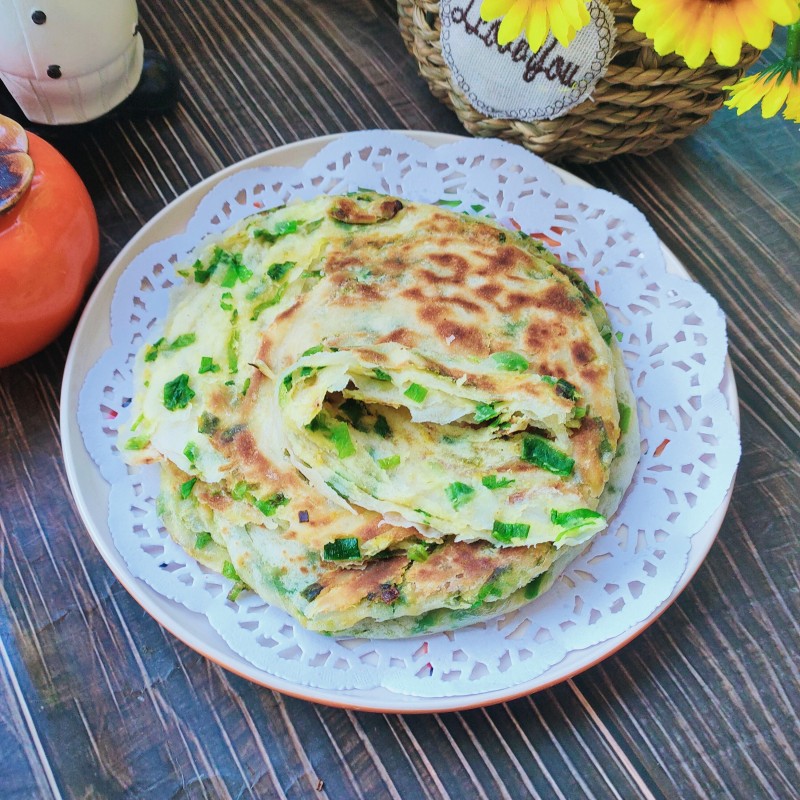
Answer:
xmin=120 ymin=191 xmax=639 ymax=637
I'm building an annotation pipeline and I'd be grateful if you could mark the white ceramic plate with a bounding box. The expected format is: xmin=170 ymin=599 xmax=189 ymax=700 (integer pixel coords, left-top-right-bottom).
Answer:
xmin=61 ymin=131 xmax=738 ymax=713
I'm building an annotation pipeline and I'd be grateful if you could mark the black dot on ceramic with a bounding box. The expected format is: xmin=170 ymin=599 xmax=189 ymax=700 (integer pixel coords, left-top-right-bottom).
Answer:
xmin=31 ymin=10 xmax=46 ymax=24
xmin=47 ymin=64 xmax=61 ymax=79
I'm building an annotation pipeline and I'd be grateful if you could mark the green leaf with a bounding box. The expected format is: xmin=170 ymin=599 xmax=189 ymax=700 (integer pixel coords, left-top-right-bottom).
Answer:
xmin=445 ymin=481 xmax=475 ymax=510
xmin=491 ymin=351 xmax=529 ymax=372
xmin=323 ymin=537 xmax=361 ymax=561
xmin=404 ymin=383 xmax=428 ymax=403
xmin=521 ymin=435 xmax=574 ymax=476
xmin=163 ymin=374 xmax=195 ymax=411
xmin=377 ymin=454 xmax=401 ymax=470
xmin=492 ymin=520 xmax=530 ymax=542
xmin=482 ymin=474 xmax=515 ymax=490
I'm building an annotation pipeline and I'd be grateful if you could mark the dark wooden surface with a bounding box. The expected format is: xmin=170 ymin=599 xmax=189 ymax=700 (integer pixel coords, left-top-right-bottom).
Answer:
xmin=1 ymin=1 xmax=798 ymax=798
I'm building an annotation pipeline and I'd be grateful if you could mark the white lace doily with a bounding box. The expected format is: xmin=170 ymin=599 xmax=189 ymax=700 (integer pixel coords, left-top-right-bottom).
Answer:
xmin=78 ymin=132 xmax=739 ymax=698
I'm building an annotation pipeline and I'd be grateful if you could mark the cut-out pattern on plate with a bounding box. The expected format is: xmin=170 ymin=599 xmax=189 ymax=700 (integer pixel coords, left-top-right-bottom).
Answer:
xmin=79 ymin=132 xmax=739 ymax=697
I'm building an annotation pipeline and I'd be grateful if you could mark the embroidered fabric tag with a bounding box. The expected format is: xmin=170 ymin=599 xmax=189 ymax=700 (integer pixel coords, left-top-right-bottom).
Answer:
xmin=440 ymin=0 xmax=616 ymax=121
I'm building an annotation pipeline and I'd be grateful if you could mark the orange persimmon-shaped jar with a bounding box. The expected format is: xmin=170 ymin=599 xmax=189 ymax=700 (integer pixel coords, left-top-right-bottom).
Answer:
xmin=0 ymin=114 xmax=99 ymax=367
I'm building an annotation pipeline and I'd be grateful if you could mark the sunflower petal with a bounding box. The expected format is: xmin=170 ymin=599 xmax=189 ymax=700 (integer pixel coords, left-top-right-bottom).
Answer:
xmin=760 ymin=76 xmax=791 ymax=117
xmin=497 ymin=0 xmax=529 ymax=44
xmin=481 ymin=0 xmax=517 ymax=21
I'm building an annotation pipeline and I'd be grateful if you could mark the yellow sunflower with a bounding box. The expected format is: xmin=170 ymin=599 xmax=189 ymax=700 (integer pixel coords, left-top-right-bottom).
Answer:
xmin=480 ymin=0 xmax=591 ymax=51
xmin=631 ymin=0 xmax=800 ymax=69
xmin=725 ymin=68 xmax=800 ymax=122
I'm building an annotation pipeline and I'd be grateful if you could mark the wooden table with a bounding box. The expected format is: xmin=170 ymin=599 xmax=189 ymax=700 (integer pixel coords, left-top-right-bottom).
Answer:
xmin=1 ymin=2 xmax=798 ymax=797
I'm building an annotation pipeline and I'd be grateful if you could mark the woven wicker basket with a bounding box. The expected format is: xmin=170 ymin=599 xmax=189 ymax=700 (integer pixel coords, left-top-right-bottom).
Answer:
xmin=397 ymin=0 xmax=760 ymax=163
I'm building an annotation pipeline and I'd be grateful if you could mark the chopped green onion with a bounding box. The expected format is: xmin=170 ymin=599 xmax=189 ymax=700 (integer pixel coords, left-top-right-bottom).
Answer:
xmin=521 ymin=435 xmax=574 ymax=476
xmin=618 ymin=402 xmax=632 ymax=434
xmin=123 ymin=435 xmax=150 ymax=451
xmin=301 ymin=344 xmax=324 ymax=356
xmin=492 ymin=520 xmax=531 ymax=542
xmin=436 ymin=198 xmax=462 ymax=207
xmin=183 ymin=441 xmax=199 ymax=464
xmin=199 ymin=356 xmax=220 ymax=374
xmin=250 ymin=289 xmax=285 ymax=320
xmin=615 ymin=331 xmax=624 ymax=342
xmin=482 ymin=474 xmax=515 ymax=490
xmin=550 ymin=508 xmax=606 ymax=543
xmin=573 ymin=406 xmax=588 ymax=420
xmin=474 ymin=402 xmax=500 ymax=423
xmin=299 ymin=366 xmax=313 ymax=377
xmin=372 ymin=368 xmax=392 ymax=382
xmin=144 ymin=338 xmax=166 ymax=362
xmin=222 ymin=560 xmax=240 ymax=581
xmin=163 ymin=374 xmax=195 ymax=411
xmin=129 ymin=413 xmax=144 ymax=432
xmin=404 ymin=383 xmax=428 ymax=403
xmin=374 ymin=415 xmax=391 ymax=438
xmin=180 ymin=477 xmax=197 ymax=499
xmin=227 ymin=581 xmax=247 ymax=602
xmin=267 ymin=261 xmax=295 ymax=281
xmin=471 ymin=203 xmax=485 ymax=212
xmin=491 ymin=351 xmax=529 ymax=372
xmin=554 ymin=378 xmax=579 ymax=401
xmin=330 ymin=422 xmax=356 ymax=458
xmin=231 ymin=481 xmax=250 ymax=500
xmin=226 ymin=329 xmax=239 ymax=374
xmin=377 ymin=454 xmax=401 ymax=470
xmin=195 ymin=531 xmax=213 ymax=550
xmin=220 ymin=292 xmax=234 ymax=311
xmin=219 ymin=252 xmax=252 ymax=287
xmin=253 ymin=492 xmax=289 ymax=517
xmin=282 ymin=373 xmax=293 ymax=391
xmin=145 ymin=333 xmax=196 ymax=362
xmin=301 ymin=582 xmax=323 ymax=601
xmin=253 ymin=220 xmax=300 ymax=243
xmin=198 ymin=411 xmax=219 ymax=435
xmin=192 ymin=257 xmax=218 ymax=284
xmin=407 ymin=543 xmax=430 ymax=563
xmin=339 ymin=398 xmax=368 ymax=429
xmin=241 ymin=378 xmax=251 ymax=395
xmin=524 ymin=573 xmax=546 ymax=599
xmin=445 ymin=481 xmax=475 ymax=509
xmin=323 ymin=537 xmax=361 ymax=561
xmin=550 ymin=508 xmax=604 ymax=527
xmin=306 ymin=413 xmax=330 ymax=433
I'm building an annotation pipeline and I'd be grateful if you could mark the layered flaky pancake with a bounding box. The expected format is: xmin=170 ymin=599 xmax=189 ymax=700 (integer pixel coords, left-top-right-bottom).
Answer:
xmin=120 ymin=192 xmax=638 ymax=637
